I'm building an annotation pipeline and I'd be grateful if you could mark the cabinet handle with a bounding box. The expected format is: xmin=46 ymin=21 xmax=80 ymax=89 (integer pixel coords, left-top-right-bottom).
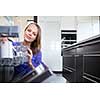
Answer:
xmin=83 ymin=76 xmax=97 ymax=83
xmin=63 ymin=67 xmax=73 ymax=72
xmin=74 ymin=55 xmax=80 ymax=57
xmin=84 ymin=54 xmax=100 ymax=57
xmin=63 ymin=55 xmax=73 ymax=57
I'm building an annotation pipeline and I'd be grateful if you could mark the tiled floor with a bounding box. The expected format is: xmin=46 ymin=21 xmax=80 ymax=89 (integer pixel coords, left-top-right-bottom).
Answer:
xmin=42 ymin=73 xmax=67 ymax=83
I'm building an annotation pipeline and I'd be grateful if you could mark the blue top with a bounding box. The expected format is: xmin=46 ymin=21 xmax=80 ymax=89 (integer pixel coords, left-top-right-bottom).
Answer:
xmin=12 ymin=42 xmax=46 ymax=76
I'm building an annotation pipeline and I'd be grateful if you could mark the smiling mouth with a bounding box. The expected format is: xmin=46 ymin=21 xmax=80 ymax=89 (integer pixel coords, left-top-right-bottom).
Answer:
xmin=27 ymin=36 xmax=31 ymax=39
xmin=26 ymin=34 xmax=32 ymax=39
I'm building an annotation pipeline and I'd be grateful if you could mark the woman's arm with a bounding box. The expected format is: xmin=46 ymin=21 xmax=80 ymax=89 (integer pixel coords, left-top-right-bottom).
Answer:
xmin=27 ymin=48 xmax=35 ymax=70
xmin=31 ymin=51 xmax=42 ymax=67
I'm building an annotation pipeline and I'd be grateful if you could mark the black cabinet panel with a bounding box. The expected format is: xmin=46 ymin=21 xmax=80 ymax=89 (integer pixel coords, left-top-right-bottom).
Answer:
xmin=63 ymin=55 xmax=76 ymax=82
xmin=75 ymin=55 xmax=83 ymax=82
xmin=63 ymin=68 xmax=76 ymax=82
xmin=84 ymin=55 xmax=100 ymax=80
xmin=63 ymin=49 xmax=76 ymax=55
xmin=63 ymin=55 xmax=75 ymax=70
xmin=63 ymin=35 xmax=100 ymax=83
xmin=84 ymin=43 xmax=100 ymax=53
xmin=77 ymin=47 xmax=84 ymax=54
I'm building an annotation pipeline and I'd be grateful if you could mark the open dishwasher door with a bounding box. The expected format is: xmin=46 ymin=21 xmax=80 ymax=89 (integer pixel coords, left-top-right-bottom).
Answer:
xmin=11 ymin=63 xmax=53 ymax=83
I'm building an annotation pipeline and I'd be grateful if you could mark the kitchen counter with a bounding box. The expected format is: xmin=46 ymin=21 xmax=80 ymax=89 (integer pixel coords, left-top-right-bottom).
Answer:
xmin=62 ymin=34 xmax=100 ymax=83
xmin=63 ymin=34 xmax=100 ymax=50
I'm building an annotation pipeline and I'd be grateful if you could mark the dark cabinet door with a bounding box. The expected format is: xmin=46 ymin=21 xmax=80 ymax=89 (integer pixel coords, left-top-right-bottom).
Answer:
xmin=75 ymin=55 xmax=83 ymax=82
xmin=84 ymin=43 xmax=100 ymax=53
xmin=63 ymin=67 xmax=76 ymax=82
xmin=63 ymin=49 xmax=76 ymax=55
xmin=63 ymin=55 xmax=76 ymax=82
xmin=83 ymin=55 xmax=100 ymax=83
xmin=63 ymin=55 xmax=75 ymax=69
xmin=63 ymin=36 xmax=100 ymax=83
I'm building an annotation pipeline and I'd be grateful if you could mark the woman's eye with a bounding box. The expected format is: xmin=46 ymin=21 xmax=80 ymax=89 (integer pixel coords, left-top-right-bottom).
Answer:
xmin=33 ymin=32 xmax=36 ymax=36
xmin=27 ymin=29 xmax=31 ymax=32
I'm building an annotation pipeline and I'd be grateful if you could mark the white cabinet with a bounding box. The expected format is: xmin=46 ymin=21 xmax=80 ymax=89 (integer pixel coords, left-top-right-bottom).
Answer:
xmin=38 ymin=16 xmax=62 ymax=71
xmin=60 ymin=16 xmax=77 ymax=30
xmin=77 ymin=16 xmax=99 ymax=42
xmin=60 ymin=16 xmax=99 ymax=42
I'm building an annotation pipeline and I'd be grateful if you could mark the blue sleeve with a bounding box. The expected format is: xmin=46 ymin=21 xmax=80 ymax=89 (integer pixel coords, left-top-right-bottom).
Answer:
xmin=32 ymin=51 xmax=42 ymax=67
xmin=12 ymin=42 xmax=21 ymax=46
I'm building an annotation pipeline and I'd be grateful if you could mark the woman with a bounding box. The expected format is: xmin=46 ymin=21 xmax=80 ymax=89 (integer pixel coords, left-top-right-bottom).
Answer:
xmin=13 ymin=22 xmax=45 ymax=76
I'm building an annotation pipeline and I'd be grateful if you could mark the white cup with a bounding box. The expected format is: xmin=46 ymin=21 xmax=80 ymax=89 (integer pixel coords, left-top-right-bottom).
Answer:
xmin=0 ymin=41 xmax=13 ymax=58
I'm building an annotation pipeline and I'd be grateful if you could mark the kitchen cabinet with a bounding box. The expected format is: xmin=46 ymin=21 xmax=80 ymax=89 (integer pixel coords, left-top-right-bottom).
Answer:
xmin=63 ymin=34 xmax=100 ymax=83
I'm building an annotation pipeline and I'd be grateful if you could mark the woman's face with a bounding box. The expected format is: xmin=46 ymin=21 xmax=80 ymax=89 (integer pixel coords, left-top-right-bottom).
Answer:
xmin=24 ymin=24 xmax=38 ymax=42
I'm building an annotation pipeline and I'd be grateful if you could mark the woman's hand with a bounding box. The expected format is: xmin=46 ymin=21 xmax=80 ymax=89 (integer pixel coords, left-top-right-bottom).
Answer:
xmin=27 ymin=48 xmax=33 ymax=61
xmin=27 ymin=48 xmax=35 ymax=70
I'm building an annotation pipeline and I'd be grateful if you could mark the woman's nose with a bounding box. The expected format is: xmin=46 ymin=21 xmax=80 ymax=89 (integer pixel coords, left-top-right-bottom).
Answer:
xmin=28 ymin=32 xmax=32 ymax=36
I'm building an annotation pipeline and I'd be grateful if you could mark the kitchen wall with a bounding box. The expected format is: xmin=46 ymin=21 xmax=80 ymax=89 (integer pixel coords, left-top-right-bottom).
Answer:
xmin=38 ymin=16 xmax=62 ymax=71
xmin=38 ymin=16 xmax=100 ymax=71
